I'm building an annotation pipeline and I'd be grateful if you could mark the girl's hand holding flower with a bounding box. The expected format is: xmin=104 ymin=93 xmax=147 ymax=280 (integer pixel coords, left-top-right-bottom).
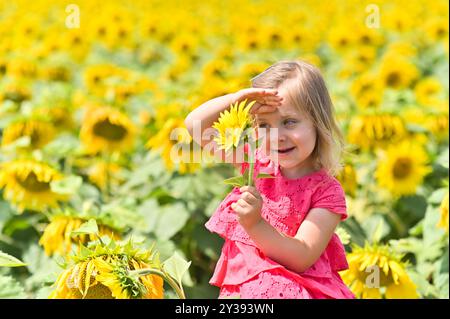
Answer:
xmin=231 ymin=186 xmax=263 ymax=230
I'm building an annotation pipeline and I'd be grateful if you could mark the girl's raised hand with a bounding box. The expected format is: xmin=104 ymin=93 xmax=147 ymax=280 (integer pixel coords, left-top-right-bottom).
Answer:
xmin=231 ymin=186 xmax=264 ymax=230
xmin=234 ymin=88 xmax=283 ymax=115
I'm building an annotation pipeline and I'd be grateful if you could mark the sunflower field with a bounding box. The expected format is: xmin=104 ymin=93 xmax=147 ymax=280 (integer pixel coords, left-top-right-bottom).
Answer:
xmin=0 ymin=0 xmax=448 ymax=299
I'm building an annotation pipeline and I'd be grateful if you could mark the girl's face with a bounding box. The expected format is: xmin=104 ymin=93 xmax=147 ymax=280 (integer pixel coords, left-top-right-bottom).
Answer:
xmin=255 ymin=85 xmax=317 ymax=179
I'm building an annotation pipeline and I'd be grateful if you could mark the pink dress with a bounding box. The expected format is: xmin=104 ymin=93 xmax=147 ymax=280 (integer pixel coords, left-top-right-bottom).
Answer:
xmin=205 ymin=148 xmax=355 ymax=299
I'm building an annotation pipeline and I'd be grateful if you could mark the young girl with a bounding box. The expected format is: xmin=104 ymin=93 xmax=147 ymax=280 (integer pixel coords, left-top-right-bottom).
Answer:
xmin=184 ymin=60 xmax=355 ymax=299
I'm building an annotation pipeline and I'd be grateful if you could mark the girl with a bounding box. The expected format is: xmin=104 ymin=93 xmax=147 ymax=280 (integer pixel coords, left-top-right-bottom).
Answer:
xmin=184 ymin=60 xmax=355 ymax=299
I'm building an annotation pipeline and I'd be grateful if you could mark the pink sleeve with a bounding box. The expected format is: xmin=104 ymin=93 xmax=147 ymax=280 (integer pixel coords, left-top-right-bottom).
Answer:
xmin=310 ymin=178 xmax=348 ymax=220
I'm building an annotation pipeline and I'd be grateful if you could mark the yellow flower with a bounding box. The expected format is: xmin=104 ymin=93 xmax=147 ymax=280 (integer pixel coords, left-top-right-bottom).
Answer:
xmin=203 ymin=58 xmax=230 ymax=80
xmin=375 ymin=140 xmax=432 ymax=197
xmin=39 ymin=216 xmax=121 ymax=256
xmin=438 ymin=192 xmax=449 ymax=233
xmin=347 ymin=113 xmax=406 ymax=151
xmin=379 ymin=53 xmax=419 ymax=89
xmin=424 ymin=112 xmax=449 ymax=142
xmin=337 ymin=164 xmax=358 ymax=197
xmin=212 ymin=99 xmax=255 ymax=152
xmin=83 ymin=64 xmax=131 ymax=97
xmin=414 ymin=77 xmax=443 ymax=106
xmin=6 ymin=56 xmax=37 ymax=78
xmin=328 ymin=25 xmax=355 ymax=52
xmin=424 ymin=18 xmax=448 ymax=42
xmin=49 ymin=242 xmax=164 ymax=299
xmin=33 ymin=106 xmax=75 ymax=132
xmin=350 ymin=73 xmax=384 ymax=109
xmin=0 ymin=160 xmax=67 ymax=212
xmin=1 ymin=119 xmax=56 ymax=150
xmin=340 ymin=243 xmax=419 ymax=299
xmin=86 ymin=160 xmax=123 ymax=191
xmin=80 ymin=106 xmax=136 ymax=154
xmin=0 ymin=80 xmax=31 ymax=104
xmin=146 ymin=118 xmax=200 ymax=174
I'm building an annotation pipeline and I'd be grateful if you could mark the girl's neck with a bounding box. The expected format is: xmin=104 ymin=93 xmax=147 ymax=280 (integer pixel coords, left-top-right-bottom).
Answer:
xmin=279 ymin=160 xmax=318 ymax=179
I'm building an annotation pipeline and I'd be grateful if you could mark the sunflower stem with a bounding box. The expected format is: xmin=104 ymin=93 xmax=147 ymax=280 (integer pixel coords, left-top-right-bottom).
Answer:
xmin=247 ymin=142 xmax=254 ymax=187
xmin=130 ymin=268 xmax=186 ymax=299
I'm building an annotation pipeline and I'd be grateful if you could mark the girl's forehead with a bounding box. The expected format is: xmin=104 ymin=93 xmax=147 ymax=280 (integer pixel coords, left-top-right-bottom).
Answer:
xmin=256 ymin=103 xmax=302 ymax=121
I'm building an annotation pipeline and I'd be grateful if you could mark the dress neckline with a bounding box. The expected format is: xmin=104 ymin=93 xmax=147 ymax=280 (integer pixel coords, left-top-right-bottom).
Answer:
xmin=277 ymin=165 xmax=326 ymax=182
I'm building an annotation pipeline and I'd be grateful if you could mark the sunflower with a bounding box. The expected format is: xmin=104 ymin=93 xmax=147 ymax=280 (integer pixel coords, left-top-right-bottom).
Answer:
xmin=424 ymin=18 xmax=448 ymax=41
xmin=0 ymin=80 xmax=31 ymax=104
xmin=438 ymin=192 xmax=449 ymax=233
xmin=86 ymin=160 xmax=123 ymax=191
xmin=83 ymin=64 xmax=131 ymax=97
xmin=1 ymin=119 xmax=56 ymax=150
xmin=375 ymin=140 xmax=432 ymax=197
xmin=0 ymin=160 xmax=67 ymax=212
xmin=350 ymin=73 xmax=384 ymax=109
xmin=80 ymin=106 xmax=136 ymax=154
xmin=424 ymin=112 xmax=449 ymax=142
xmin=49 ymin=240 xmax=164 ymax=299
xmin=146 ymin=118 xmax=201 ymax=174
xmin=340 ymin=242 xmax=418 ymax=299
xmin=202 ymin=58 xmax=230 ymax=80
xmin=212 ymin=99 xmax=255 ymax=153
xmin=337 ymin=163 xmax=358 ymax=197
xmin=414 ymin=77 xmax=443 ymax=106
xmin=39 ymin=216 xmax=121 ymax=256
xmin=328 ymin=25 xmax=355 ymax=52
xmin=347 ymin=113 xmax=406 ymax=151
xmin=379 ymin=53 xmax=419 ymax=89
xmin=6 ymin=56 xmax=37 ymax=78
xmin=33 ymin=106 xmax=75 ymax=132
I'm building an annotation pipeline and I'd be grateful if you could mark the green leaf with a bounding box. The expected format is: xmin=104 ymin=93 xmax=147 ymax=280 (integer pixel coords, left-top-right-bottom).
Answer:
xmin=0 ymin=275 xmax=26 ymax=298
xmin=50 ymin=175 xmax=82 ymax=195
xmin=335 ymin=227 xmax=351 ymax=245
xmin=256 ymin=173 xmax=275 ymax=179
xmin=223 ymin=176 xmax=245 ymax=188
xmin=437 ymin=147 xmax=449 ymax=169
xmin=138 ymin=198 xmax=162 ymax=233
xmin=42 ymin=134 xmax=80 ymax=158
xmin=163 ymin=252 xmax=192 ymax=286
xmin=429 ymin=188 xmax=448 ymax=205
xmin=362 ymin=214 xmax=390 ymax=244
xmin=71 ymin=219 xmax=99 ymax=237
xmin=155 ymin=203 xmax=189 ymax=240
xmin=0 ymin=251 xmax=27 ymax=267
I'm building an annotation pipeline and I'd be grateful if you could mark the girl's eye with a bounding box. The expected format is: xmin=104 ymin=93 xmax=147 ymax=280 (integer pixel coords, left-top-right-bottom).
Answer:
xmin=257 ymin=123 xmax=269 ymax=128
xmin=283 ymin=119 xmax=297 ymax=126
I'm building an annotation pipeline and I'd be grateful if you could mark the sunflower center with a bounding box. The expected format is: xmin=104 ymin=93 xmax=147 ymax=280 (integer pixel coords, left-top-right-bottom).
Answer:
xmin=93 ymin=119 xmax=127 ymax=141
xmin=379 ymin=269 xmax=394 ymax=287
xmin=386 ymin=72 xmax=401 ymax=87
xmin=16 ymin=172 xmax=50 ymax=192
xmin=393 ymin=157 xmax=412 ymax=179
xmin=83 ymin=283 xmax=114 ymax=299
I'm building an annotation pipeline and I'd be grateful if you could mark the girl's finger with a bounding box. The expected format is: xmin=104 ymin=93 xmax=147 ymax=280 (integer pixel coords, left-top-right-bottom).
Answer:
xmin=240 ymin=186 xmax=262 ymax=200
xmin=260 ymin=89 xmax=278 ymax=96
xmin=237 ymin=198 xmax=249 ymax=207
xmin=241 ymin=191 xmax=258 ymax=205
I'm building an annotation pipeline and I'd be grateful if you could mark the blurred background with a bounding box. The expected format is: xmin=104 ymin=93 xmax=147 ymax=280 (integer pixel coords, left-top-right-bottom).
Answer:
xmin=0 ymin=0 xmax=448 ymax=298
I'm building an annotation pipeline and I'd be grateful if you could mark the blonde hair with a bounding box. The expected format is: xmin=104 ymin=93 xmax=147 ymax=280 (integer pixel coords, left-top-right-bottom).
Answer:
xmin=251 ymin=60 xmax=346 ymax=177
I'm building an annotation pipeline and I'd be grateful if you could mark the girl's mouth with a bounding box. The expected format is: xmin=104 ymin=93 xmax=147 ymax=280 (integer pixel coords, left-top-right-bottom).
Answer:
xmin=274 ymin=147 xmax=296 ymax=154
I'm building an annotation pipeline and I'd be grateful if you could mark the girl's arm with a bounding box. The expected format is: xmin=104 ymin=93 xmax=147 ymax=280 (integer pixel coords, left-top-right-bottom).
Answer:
xmin=184 ymin=89 xmax=282 ymax=164
xmin=244 ymin=207 xmax=341 ymax=273
xmin=234 ymin=182 xmax=342 ymax=274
